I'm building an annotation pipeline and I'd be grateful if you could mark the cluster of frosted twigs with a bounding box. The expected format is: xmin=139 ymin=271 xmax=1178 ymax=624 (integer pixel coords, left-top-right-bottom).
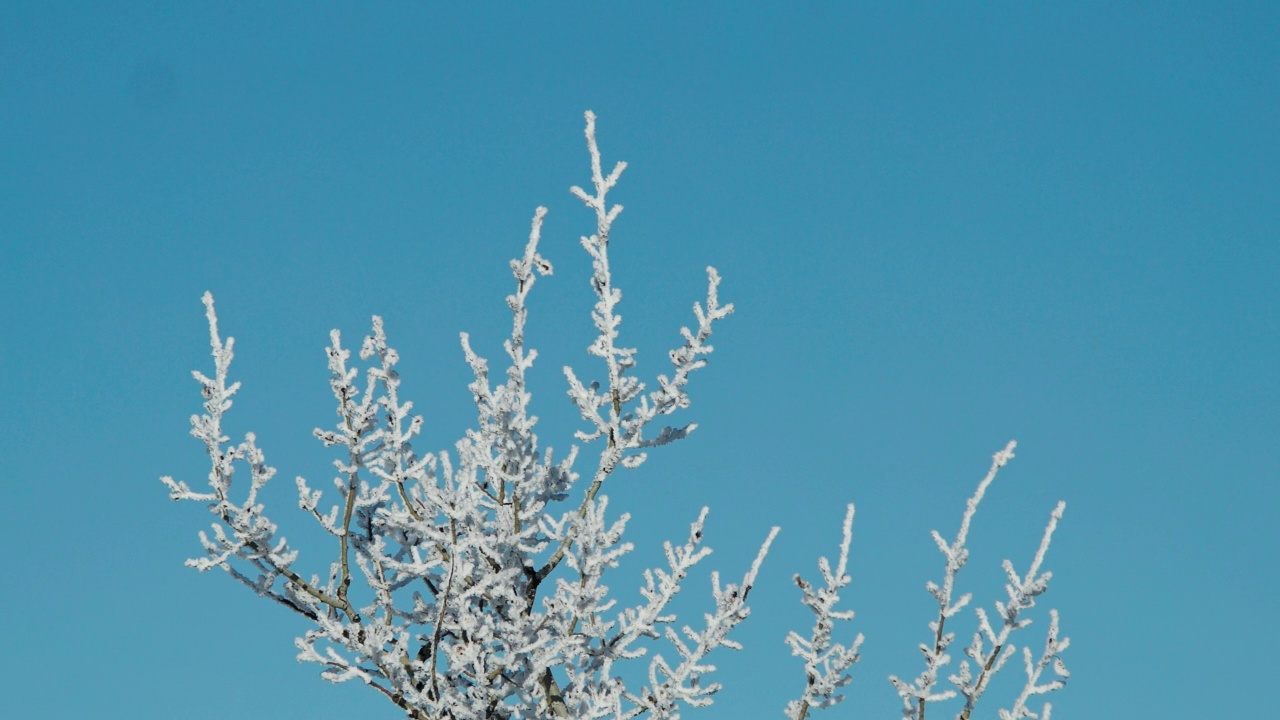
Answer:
xmin=164 ymin=113 xmax=1068 ymax=720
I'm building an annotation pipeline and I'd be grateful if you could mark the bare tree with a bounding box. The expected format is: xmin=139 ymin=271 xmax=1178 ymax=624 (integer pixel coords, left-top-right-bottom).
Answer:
xmin=163 ymin=112 xmax=1069 ymax=720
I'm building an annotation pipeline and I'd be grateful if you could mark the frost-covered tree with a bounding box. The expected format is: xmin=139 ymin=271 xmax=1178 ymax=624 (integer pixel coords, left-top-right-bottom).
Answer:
xmin=162 ymin=112 xmax=1069 ymax=720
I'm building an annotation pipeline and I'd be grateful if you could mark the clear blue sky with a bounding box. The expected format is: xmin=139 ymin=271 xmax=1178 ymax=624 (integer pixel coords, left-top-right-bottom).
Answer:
xmin=2 ymin=3 xmax=1276 ymax=718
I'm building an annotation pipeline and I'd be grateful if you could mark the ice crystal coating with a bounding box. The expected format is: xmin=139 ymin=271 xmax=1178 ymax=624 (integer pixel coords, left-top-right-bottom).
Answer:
xmin=163 ymin=114 xmax=1070 ymax=720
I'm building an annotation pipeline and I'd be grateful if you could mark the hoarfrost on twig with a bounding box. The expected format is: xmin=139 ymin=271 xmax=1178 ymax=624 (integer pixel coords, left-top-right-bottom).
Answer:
xmin=162 ymin=113 xmax=1071 ymax=720
xmin=164 ymin=112 xmax=775 ymax=720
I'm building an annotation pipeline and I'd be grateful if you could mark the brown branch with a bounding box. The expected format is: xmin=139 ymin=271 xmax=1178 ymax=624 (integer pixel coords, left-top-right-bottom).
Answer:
xmin=335 ymin=410 xmax=362 ymax=622
xmin=957 ymin=642 xmax=1005 ymax=720
xmin=532 ymin=444 xmax=620 ymax=591
xmin=429 ymin=518 xmax=459 ymax=701
xmin=216 ymin=506 xmax=350 ymax=617
xmin=917 ymin=615 xmax=948 ymax=720
xmin=539 ymin=668 xmax=570 ymax=718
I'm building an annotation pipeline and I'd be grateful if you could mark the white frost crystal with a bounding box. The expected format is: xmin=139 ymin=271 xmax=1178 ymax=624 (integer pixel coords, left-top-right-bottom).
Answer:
xmin=163 ymin=114 xmax=1070 ymax=720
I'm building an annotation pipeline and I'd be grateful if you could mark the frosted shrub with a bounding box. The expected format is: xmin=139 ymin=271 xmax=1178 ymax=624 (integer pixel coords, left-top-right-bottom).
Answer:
xmin=163 ymin=112 xmax=1069 ymax=720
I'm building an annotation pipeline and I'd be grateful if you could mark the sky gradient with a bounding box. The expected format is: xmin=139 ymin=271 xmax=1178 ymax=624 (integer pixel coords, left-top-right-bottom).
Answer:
xmin=2 ymin=4 xmax=1277 ymax=718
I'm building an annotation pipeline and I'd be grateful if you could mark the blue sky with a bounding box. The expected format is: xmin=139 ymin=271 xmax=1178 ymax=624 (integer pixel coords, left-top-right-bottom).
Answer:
xmin=2 ymin=3 xmax=1277 ymax=718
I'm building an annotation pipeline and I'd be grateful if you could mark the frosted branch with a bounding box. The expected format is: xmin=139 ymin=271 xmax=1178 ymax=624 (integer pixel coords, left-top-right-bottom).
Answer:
xmin=162 ymin=115 xmax=1073 ymax=720
xmin=784 ymin=504 xmax=863 ymax=720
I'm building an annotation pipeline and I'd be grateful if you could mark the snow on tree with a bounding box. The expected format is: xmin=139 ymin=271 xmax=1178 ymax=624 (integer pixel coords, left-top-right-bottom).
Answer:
xmin=162 ymin=112 xmax=1069 ymax=720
